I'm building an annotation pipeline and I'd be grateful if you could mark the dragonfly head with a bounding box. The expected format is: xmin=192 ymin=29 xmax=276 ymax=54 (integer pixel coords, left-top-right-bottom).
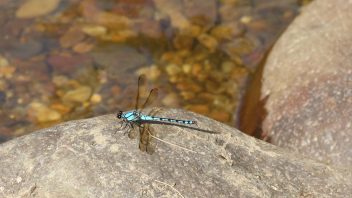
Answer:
xmin=116 ymin=111 xmax=123 ymax=119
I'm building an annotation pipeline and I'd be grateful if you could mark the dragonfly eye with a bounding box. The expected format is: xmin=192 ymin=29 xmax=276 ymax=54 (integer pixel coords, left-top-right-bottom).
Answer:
xmin=116 ymin=111 xmax=122 ymax=119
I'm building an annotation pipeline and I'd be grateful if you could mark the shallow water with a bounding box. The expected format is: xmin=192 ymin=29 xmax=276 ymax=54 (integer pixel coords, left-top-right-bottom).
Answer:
xmin=0 ymin=0 xmax=312 ymax=138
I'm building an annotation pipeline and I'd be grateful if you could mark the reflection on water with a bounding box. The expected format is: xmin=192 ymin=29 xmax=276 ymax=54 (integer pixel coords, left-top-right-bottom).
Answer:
xmin=0 ymin=0 xmax=312 ymax=138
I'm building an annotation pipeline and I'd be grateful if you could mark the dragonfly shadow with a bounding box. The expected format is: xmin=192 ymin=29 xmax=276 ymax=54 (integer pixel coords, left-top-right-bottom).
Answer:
xmin=142 ymin=120 xmax=220 ymax=134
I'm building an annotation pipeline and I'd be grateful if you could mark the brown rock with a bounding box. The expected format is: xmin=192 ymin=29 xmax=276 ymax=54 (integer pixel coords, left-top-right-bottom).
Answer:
xmin=261 ymin=0 xmax=352 ymax=167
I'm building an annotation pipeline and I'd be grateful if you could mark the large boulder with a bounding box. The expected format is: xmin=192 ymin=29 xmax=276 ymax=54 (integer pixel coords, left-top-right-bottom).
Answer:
xmin=0 ymin=110 xmax=351 ymax=197
xmin=261 ymin=0 xmax=352 ymax=167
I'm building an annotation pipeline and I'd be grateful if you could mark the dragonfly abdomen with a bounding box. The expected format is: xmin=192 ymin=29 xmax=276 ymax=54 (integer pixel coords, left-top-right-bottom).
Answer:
xmin=143 ymin=115 xmax=196 ymax=125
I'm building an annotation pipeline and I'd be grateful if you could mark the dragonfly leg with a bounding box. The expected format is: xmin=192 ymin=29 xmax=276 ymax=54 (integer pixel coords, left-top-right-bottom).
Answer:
xmin=120 ymin=121 xmax=130 ymax=133
xmin=194 ymin=120 xmax=199 ymax=127
xmin=123 ymin=126 xmax=129 ymax=136
xmin=128 ymin=122 xmax=139 ymax=139
xmin=118 ymin=121 xmax=124 ymax=130
xmin=117 ymin=121 xmax=128 ymax=135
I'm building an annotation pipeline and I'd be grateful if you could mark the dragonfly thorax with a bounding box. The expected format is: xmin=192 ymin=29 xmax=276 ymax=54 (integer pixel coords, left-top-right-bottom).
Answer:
xmin=121 ymin=110 xmax=141 ymax=122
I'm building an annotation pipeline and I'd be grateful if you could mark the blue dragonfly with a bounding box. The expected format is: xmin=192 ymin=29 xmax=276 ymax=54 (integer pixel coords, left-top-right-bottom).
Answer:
xmin=117 ymin=75 xmax=198 ymax=154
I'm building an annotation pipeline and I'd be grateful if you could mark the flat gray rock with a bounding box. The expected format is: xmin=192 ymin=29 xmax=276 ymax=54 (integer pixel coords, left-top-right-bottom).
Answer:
xmin=0 ymin=109 xmax=351 ymax=197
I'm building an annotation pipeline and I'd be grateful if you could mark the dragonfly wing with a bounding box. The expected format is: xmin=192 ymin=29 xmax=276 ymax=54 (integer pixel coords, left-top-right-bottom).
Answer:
xmin=145 ymin=125 xmax=156 ymax=154
xmin=135 ymin=75 xmax=147 ymax=111
xmin=139 ymin=124 xmax=155 ymax=154
xmin=141 ymin=88 xmax=159 ymax=110
xmin=149 ymin=107 xmax=162 ymax=117
xmin=138 ymin=124 xmax=148 ymax=152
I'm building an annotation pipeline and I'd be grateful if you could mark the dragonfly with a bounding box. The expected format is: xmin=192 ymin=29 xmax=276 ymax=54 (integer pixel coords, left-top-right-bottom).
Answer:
xmin=116 ymin=75 xmax=198 ymax=154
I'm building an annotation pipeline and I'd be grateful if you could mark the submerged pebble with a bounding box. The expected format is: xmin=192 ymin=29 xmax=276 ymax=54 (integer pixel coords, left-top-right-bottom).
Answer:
xmin=165 ymin=64 xmax=182 ymax=76
xmin=197 ymin=33 xmax=218 ymax=52
xmin=90 ymin=94 xmax=102 ymax=104
xmin=162 ymin=93 xmax=179 ymax=107
xmin=16 ymin=0 xmax=61 ymax=18
xmin=62 ymin=86 xmax=92 ymax=103
xmin=0 ymin=91 xmax=6 ymax=105
xmin=29 ymin=102 xmax=62 ymax=123
xmin=210 ymin=110 xmax=230 ymax=122
xmin=186 ymin=104 xmax=210 ymax=114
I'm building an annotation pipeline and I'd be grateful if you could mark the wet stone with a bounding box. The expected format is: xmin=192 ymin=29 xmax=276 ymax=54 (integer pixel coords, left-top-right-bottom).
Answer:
xmin=16 ymin=0 xmax=61 ymax=19
xmin=91 ymin=44 xmax=150 ymax=77
xmin=0 ymin=0 xmax=11 ymax=7
xmin=60 ymin=27 xmax=86 ymax=48
xmin=162 ymin=93 xmax=179 ymax=107
xmin=186 ymin=104 xmax=209 ymax=114
xmin=135 ymin=19 xmax=163 ymax=39
xmin=173 ymin=34 xmax=195 ymax=50
xmin=165 ymin=64 xmax=182 ymax=76
xmin=0 ymin=65 xmax=16 ymax=79
xmin=110 ymin=85 xmax=122 ymax=96
xmin=223 ymin=37 xmax=256 ymax=56
xmin=0 ymin=55 xmax=9 ymax=67
xmin=29 ymin=102 xmax=62 ymax=123
xmin=154 ymin=0 xmax=191 ymax=30
xmin=221 ymin=61 xmax=235 ymax=73
xmin=50 ymin=103 xmax=71 ymax=115
xmin=81 ymin=25 xmax=107 ymax=37
xmin=47 ymin=54 xmax=93 ymax=75
xmin=183 ymin=0 xmax=217 ymax=27
xmin=90 ymin=94 xmax=102 ymax=104
xmin=52 ymin=75 xmax=69 ymax=87
xmin=182 ymin=64 xmax=192 ymax=74
xmin=191 ymin=63 xmax=202 ymax=77
xmin=210 ymin=110 xmax=231 ymax=123
xmin=136 ymin=65 xmax=161 ymax=81
xmin=180 ymin=91 xmax=195 ymax=100
xmin=73 ymin=42 xmax=95 ymax=54
xmin=161 ymin=52 xmax=183 ymax=65
xmin=211 ymin=22 xmax=245 ymax=41
xmin=219 ymin=2 xmax=252 ymax=22
xmin=176 ymin=81 xmax=202 ymax=93
xmin=0 ymin=91 xmax=6 ymax=105
xmin=1 ymin=39 xmax=43 ymax=59
xmin=0 ymin=134 xmax=10 ymax=143
xmin=197 ymin=92 xmax=216 ymax=102
xmin=186 ymin=24 xmax=203 ymax=37
xmin=197 ymin=33 xmax=218 ymax=52
xmin=62 ymin=86 xmax=92 ymax=104
xmin=210 ymin=24 xmax=234 ymax=41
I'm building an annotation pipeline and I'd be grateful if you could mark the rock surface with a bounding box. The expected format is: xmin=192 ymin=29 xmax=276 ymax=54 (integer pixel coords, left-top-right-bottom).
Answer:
xmin=261 ymin=0 xmax=352 ymax=167
xmin=0 ymin=110 xmax=351 ymax=197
